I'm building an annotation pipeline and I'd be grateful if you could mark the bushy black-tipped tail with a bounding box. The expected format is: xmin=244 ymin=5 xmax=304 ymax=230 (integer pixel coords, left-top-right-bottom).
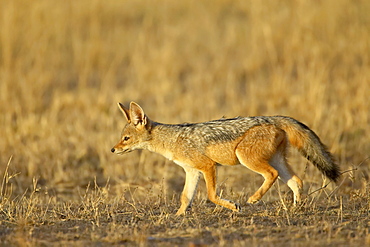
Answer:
xmin=276 ymin=116 xmax=340 ymax=182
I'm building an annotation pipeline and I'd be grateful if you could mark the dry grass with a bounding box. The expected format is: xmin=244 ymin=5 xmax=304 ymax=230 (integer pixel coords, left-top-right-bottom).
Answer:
xmin=0 ymin=0 xmax=369 ymax=246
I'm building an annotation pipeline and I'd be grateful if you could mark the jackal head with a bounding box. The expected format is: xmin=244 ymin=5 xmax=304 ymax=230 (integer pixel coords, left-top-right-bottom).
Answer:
xmin=111 ymin=102 xmax=152 ymax=155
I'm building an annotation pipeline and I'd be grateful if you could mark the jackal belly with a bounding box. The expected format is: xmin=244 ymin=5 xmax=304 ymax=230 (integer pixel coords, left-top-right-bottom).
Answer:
xmin=205 ymin=142 xmax=240 ymax=166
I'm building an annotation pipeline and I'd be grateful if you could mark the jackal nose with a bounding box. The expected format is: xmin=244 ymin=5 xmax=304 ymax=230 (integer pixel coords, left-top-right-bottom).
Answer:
xmin=111 ymin=148 xmax=115 ymax=153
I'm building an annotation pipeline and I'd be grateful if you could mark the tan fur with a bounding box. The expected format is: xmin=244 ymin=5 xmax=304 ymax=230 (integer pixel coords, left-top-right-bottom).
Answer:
xmin=112 ymin=102 xmax=339 ymax=215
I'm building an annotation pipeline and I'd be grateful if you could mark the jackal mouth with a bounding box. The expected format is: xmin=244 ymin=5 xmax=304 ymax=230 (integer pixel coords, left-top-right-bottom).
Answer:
xmin=115 ymin=149 xmax=132 ymax=155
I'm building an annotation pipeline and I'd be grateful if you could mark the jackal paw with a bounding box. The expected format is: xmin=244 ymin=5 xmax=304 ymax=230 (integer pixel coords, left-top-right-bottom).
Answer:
xmin=293 ymin=199 xmax=304 ymax=207
xmin=234 ymin=203 xmax=242 ymax=212
xmin=175 ymin=207 xmax=189 ymax=216
xmin=247 ymin=197 xmax=260 ymax=204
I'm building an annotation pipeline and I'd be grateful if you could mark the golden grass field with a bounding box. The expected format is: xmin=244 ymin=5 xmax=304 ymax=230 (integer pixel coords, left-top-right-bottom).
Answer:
xmin=0 ymin=0 xmax=369 ymax=246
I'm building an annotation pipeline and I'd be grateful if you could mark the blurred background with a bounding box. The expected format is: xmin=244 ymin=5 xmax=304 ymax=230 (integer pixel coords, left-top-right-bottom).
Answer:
xmin=0 ymin=0 xmax=369 ymax=202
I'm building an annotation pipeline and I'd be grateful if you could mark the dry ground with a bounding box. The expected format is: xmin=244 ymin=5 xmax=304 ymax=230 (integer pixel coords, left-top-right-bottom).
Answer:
xmin=0 ymin=0 xmax=369 ymax=246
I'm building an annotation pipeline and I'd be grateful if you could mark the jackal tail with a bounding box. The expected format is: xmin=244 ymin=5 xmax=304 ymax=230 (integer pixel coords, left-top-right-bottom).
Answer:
xmin=276 ymin=116 xmax=340 ymax=182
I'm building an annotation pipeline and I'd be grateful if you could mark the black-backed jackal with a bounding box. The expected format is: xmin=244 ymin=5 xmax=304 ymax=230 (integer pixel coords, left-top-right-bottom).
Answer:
xmin=111 ymin=102 xmax=340 ymax=215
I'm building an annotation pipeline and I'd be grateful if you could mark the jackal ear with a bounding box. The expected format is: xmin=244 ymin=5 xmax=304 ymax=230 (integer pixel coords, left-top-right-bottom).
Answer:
xmin=130 ymin=101 xmax=147 ymax=127
xmin=117 ymin=102 xmax=131 ymax=123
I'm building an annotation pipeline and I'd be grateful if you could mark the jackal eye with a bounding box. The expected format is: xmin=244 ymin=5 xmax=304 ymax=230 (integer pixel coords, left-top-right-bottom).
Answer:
xmin=123 ymin=136 xmax=130 ymax=141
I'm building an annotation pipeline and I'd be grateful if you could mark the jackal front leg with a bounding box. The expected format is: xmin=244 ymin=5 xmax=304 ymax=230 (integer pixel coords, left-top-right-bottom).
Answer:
xmin=176 ymin=167 xmax=201 ymax=215
xmin=202 ymin=165 xmax=241 ymax=212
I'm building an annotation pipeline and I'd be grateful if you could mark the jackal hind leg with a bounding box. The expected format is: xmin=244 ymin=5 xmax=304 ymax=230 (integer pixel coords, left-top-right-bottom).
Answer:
xmin=176 ymin=167 xmax=201 ymax=215
xmin=236 ymin=126 xmax=282 ymax=204
xmin=238 ymin=156 xmax=279 ymax=204
xmin=269 ymin=143 xmax=303 ymax=205
xmin=201 ymin=165 xmax=241 ymax=212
